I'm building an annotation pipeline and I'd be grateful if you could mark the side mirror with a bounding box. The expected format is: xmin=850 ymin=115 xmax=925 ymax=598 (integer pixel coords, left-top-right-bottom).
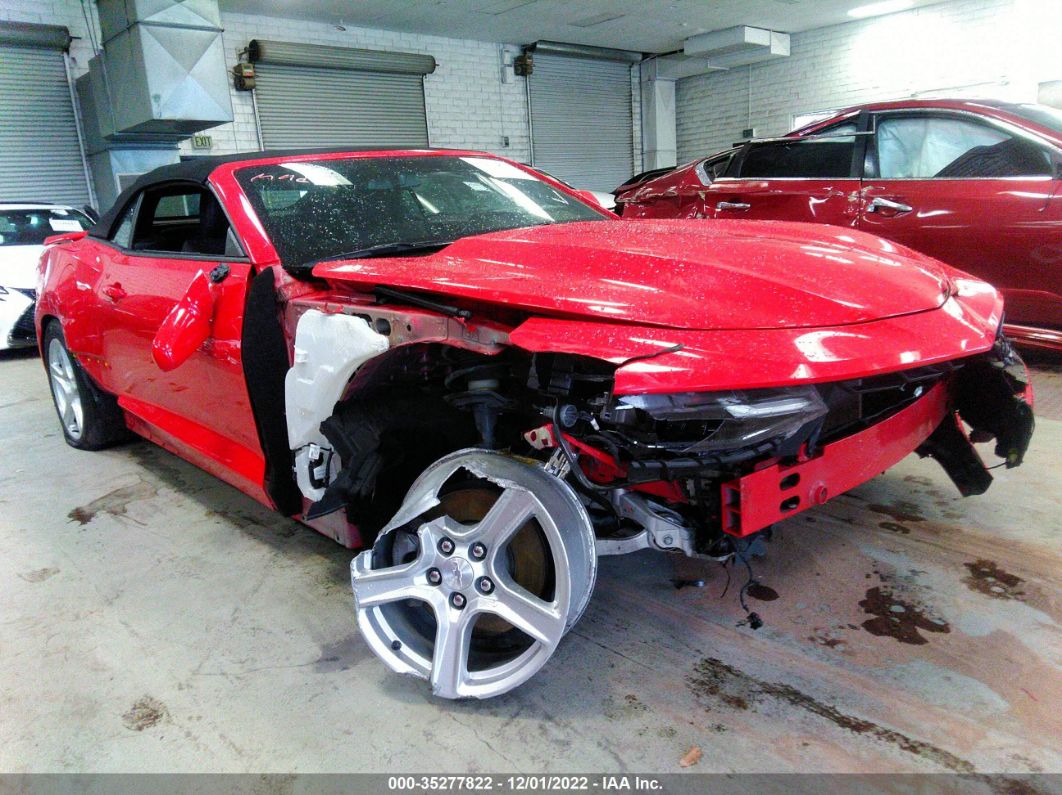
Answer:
xmin=152 ymin=270 xmax=215 ymax=372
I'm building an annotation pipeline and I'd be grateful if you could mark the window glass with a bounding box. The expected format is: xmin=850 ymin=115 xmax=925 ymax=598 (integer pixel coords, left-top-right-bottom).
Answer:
xmin=155 ymin=193 xmax=200 ymax=219
xmin=739 ymin=139 xmax=855 ymax=179
xmin=111 ymin=200 xmax=137 ymax=248
xmin=130 ymin=188 xmax=233 ymax=256
xmin=235 ymin=155 xmax=607 ymax=272
xmin=0 ymin=208 xmax=91 ymax=247
xmin=875 ymin=115 xmax=1053 ymax=178
xmin=696 ymin=152 xmax=735 ymax=184
xmin=808 ymin=121 xmax=858 ymax=142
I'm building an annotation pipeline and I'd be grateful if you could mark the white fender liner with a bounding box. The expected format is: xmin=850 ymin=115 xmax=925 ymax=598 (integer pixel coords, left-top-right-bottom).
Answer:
xmin=285 ymin=309 xmax=390 ymax=500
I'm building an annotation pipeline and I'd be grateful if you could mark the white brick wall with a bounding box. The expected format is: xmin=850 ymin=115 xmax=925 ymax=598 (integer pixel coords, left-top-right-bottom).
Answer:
xmin=675 ymin=0 xmax=1061 ymax=161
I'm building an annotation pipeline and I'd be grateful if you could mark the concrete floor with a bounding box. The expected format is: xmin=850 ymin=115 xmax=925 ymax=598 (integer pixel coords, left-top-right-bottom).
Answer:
xmin=2 ymin=349 xmax=1061 ymax=775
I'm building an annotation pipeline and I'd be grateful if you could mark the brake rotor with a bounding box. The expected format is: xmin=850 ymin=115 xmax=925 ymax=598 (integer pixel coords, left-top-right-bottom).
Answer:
xmin=350 ymin=449 xmax=596 ymax=699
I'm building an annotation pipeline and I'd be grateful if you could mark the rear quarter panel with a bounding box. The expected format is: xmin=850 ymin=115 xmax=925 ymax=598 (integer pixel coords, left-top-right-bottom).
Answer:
xmin=616 ymin=163 xmax=709 ymax=219
xmin=36 ymin=237 xmax=107 ymax=382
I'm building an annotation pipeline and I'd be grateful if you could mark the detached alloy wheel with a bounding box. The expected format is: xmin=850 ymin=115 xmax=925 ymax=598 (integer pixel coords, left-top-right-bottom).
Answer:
xmin=43 ymin=323 xmax=128 ymax=451
xmin=350 ymin=449 xmax=596 ymax=699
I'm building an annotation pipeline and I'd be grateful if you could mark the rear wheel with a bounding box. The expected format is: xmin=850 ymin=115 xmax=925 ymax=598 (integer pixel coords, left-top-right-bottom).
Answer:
xmin=43 ymin=323 xmax=128 ymax=450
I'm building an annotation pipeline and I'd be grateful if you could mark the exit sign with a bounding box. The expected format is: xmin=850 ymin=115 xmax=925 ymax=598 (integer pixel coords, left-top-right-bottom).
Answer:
xmin=191 ymin=134 xmax=213 ymax=150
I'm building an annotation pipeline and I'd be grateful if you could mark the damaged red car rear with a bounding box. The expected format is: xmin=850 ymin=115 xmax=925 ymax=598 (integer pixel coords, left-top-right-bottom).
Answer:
xmin=36 ymin=149 xmax=1033 ymax=700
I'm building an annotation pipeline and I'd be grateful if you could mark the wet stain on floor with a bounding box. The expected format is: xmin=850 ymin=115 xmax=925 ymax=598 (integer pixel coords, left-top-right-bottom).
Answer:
xmin=314 ymin=635 xmax=372 ymax=673
xmin=879 ymin=521 xmax=911 ymax=535
xmin=68 ymin=481 xmax=158 ymax=526
xmin=808 ymin=632 xmax=846 ymax=649
xmin=687 ymin=658 xmax=974 ymax=772
xmin=745 ymin=583 xmax=779 ymax=602
xmin=869 ymin=503 xmax=925 ymax=523
xmin=17 ymin=567 xmax=59 ymax=583
xmin=963 ymin=560 xmax=1026 ymax=601
xmin=859 ymin=587 xmax=950 ymax=645
xmin=122 ymin=696 xmax=168 ymax=731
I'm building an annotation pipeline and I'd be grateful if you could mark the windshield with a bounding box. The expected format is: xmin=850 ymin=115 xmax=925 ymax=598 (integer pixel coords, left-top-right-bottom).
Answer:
xmin=235 ymin=155 xmax=608 ymax=271
xmin=0 ymin=208 xmax=91 ymax=247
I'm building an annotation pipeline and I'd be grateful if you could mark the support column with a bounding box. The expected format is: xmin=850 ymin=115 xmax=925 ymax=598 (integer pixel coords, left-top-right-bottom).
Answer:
xmin=639 ymin=60 xmax=677 ymax=171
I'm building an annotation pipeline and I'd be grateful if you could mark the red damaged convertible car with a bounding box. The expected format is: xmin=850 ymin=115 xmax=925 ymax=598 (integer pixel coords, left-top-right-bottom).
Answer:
xmin=616 ymin=100 xmax=1062 ymax=350
xmin=37 ymin=149 xmax=1033 ymax=699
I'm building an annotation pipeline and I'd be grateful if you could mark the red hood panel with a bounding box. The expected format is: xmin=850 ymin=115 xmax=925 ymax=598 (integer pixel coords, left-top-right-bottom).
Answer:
xmin=313 ymin=220 xmax=950 ymax=331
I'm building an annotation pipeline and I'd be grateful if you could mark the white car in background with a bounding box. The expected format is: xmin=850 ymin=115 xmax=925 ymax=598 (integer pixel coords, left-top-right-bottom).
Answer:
xmin=0 ymin=203 xmax=94 ymax=351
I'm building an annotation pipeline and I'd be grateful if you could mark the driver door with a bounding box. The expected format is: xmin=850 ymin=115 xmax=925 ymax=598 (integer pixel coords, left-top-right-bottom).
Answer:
xmin=98 ymin=183 xmax=265 ymax=496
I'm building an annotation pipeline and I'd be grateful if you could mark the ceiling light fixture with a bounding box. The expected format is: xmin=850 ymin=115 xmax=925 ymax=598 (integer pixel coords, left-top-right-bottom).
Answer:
xmin=847 ymin=0 xmax=915 ymax=19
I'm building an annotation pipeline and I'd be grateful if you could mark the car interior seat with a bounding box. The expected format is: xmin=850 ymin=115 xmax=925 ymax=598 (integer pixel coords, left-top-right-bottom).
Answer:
xmin=182 ymin=194 xmax=232 ymax=256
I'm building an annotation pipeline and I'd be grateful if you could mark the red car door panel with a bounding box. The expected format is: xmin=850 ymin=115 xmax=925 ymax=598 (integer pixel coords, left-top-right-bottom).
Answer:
xmin=858 ymin=111 xmax=1062 ymax=329
xmin=705 ymin=178 xmax=858 ymax=226
xmin=96 ymin=186 xmax=267 ymax=501
xmin=859 ymin=179 xmax=1062 ymax=326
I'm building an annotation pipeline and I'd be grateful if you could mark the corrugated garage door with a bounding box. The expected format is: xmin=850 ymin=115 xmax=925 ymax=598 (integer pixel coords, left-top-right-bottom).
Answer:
xmin=529 ymin=52 xmax=634 ymax=192
xmin=255 ymin=66 xmax=429 ymax=148
xmin=0 ymin=31 xmax=91 ymax=205
xmin=249 ymin=40 xmax=435 ymax=149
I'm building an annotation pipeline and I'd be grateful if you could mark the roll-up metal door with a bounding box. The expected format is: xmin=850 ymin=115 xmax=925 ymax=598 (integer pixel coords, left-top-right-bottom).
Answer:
xmin=249 ymin=40 xmax=434 ymax=149
xmin=0 ymin=24 xmax=91 ymax=205
xmin=529 ymin=52 xmax=634 ymax=192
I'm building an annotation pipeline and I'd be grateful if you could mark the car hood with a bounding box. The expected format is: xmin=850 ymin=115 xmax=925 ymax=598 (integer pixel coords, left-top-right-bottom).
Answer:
xmin=0 ymin=245 xmax=43 ymax=290
xmin=313 ymin=220 xmax=952 ymax=331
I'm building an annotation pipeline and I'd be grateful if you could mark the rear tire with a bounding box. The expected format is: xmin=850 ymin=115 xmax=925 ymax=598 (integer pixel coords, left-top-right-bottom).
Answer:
xmin=43 ymin=322 xmax=129 ymax=450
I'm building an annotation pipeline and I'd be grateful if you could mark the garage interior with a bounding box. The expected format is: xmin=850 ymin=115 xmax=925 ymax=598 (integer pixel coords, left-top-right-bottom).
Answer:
xmin=2 ymin=0 xmax=1062 ymax=778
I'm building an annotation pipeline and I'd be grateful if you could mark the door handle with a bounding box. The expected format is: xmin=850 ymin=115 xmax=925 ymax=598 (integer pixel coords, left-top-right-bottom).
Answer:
xmin=717 ymin=201 xmax=751 ymax=212
xmin=102 ymin=282 xmax=127 ymax=302
xmin=866 ymin=197 xmax=913 ymax=215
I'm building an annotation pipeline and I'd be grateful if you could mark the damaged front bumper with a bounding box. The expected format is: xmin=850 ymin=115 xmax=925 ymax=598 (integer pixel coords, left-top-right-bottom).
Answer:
xmin=721 ymin=380 xmax=950 ymax=537
xmin=720 ymin=345 xmax=1034 ymax=537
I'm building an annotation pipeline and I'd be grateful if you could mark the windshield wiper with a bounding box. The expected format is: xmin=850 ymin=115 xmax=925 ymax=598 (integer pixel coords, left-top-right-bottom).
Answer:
xmin=315 ymin=239 xmax=453 ymax=263
xmin=374 ymin=285 xmax=472 ymax=320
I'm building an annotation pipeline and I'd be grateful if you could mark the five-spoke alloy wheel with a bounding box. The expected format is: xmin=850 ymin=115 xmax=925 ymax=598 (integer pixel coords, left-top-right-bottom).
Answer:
xmin=351 ymin=449 xmax=596 ymax=699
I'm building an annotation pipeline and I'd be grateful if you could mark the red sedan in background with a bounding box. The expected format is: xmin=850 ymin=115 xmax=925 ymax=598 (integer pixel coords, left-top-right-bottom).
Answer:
xmin=616 ymin=100 xmax=1062 ymax=351
xmin=35 ymin=149 xmax=1032 ymax=699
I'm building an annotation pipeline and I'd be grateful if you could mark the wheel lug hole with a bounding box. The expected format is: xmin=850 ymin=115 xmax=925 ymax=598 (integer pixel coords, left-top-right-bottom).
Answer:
xmin=450 ymin=592 xmax=466 ymax=609
xmin=476 ymin=576 xmax=494 ymax=595
xmin=470 ymin=542 xmax=487 ymax=560
xmin=438 ymin=537 xmax=455 ymax=556
xmin=427 ymin=567 xmax=442 ymax=586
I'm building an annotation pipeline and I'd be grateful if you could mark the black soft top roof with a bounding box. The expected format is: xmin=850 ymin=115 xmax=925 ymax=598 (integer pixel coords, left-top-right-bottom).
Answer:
xmin=90 ymin=146 xmax=450 ymax=239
